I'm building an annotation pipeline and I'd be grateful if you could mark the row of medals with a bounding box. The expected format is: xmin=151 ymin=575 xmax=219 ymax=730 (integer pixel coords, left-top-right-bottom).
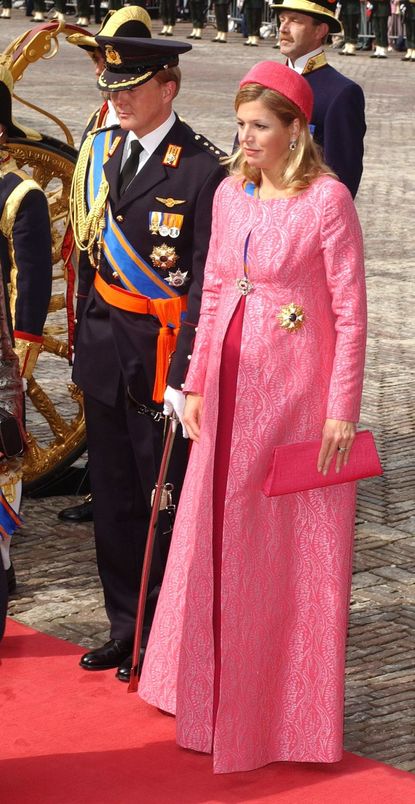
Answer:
xmin=149 ymin=211 xmax=188 ymax=288
xmin=149 ymin=213 xmax=305 ymax=329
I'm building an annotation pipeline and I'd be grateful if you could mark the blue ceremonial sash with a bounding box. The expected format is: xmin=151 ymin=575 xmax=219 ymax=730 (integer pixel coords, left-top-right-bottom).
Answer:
xmin=0 ymin=491 xmax=22 ymax=539
xmin=243 ymin=181 xmax=257 ymax=197
xmin=87 ymin=130 xmax=179 ymax=300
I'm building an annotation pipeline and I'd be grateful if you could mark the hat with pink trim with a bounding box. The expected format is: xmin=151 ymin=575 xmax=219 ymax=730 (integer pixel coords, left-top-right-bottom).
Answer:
xmin=239 ymin=61 xmax=313 ymax=122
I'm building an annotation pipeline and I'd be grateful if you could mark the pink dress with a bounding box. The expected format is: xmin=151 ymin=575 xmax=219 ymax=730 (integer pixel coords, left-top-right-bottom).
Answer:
xmin=139 ymin=175 xmax=367 ymax=774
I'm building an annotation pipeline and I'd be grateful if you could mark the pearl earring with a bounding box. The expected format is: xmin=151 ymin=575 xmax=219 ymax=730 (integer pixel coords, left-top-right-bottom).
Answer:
xmin=289 ymin=141 xmax=297 ymax=152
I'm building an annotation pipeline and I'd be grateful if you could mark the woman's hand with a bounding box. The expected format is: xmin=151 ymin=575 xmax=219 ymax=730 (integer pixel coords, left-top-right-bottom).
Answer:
xmin=182 ymin=393 xmax=204 ymax=443
xmin=317 ymin=419 xmax=356 ymax=476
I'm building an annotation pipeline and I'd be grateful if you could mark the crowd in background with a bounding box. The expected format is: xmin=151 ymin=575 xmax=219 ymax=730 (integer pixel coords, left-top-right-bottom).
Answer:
xmin=0 ymin=0 xmax=414 ymax=61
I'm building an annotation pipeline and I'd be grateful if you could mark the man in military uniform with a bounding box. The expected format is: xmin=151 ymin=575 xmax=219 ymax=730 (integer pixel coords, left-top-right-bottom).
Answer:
xmin=339 ymin=0 xmax=361 ymax=55
xmin=71 ymin=8 xmax=226 ymax=681
xmin=59 ymin=8 xmax=177 ymax=525
xmin=0 ymin=77 xmax=52 ymax=382
xmin=370 ymin=0 xmax=390 ymax=58
xmin=187 ymin=0 xmax=205 ymax=39
xmin=272 ymin=0 xmax=366 ymax=198
xmin=58 ymin=15 xmax=121 ymax=527
xmin=402 ymin=0 xmax=415 ymax=61
xmin=0 ymin=64 xmax=52 ymax=592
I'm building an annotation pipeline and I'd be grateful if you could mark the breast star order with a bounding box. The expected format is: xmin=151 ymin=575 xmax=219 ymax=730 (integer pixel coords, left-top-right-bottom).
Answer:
xmin=166 ymin=268 xmax=189 ymax=287
xmin=277 ymin=303 xmax=305 ymax=332
xmin=150 ymin=243 xmax=178 ymax=271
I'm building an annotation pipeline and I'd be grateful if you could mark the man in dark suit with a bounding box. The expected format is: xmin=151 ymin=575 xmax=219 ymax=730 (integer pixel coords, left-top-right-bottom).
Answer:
xmin=272 ymin=0 xmax=366 ymax=198
xmin=71 ymin=8 xmax=226 ymax=681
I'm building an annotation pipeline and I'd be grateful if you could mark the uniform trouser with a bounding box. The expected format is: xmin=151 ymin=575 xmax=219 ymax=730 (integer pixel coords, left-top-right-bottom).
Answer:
xmin=77 ymin=0 xmax=90 ymax=16
xmin=373 ymin=13 xmax=389 ymax=46
xmin=245 ymin=7 xmax=262 ymax=36
xmin=189 ymin=0 xmax=204 ymax=27
xmin=33 ymin=0 xmax=45 ymax=11
xmin=342 ymin=10 xmax=360 ymax=43
xmin=84 ymin=385 xmax=187 ymax=641
xmin=108 ymin=0 xmax=122 ymax=10
xmin=407 ymin=7 xmax=415 ymax=48
xmin=215 ymin=4 xmax=229 ymax=32
xmin=54 ymin=0 xmax=66 ymax=12
xmin=160 ymin=0 xmax=176 ymax=25
xmin=2 ymin=1 xmax=11 ymax=8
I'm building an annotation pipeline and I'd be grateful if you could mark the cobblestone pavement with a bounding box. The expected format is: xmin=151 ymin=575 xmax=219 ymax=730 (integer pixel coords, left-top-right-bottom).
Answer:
xmin=2 ymin=12 xmax=415 ymax=774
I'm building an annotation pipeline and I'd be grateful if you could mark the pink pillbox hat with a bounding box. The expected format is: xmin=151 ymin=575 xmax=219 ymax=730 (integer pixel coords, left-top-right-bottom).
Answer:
xmin=239 ymin=61 xmax=314 ymax=123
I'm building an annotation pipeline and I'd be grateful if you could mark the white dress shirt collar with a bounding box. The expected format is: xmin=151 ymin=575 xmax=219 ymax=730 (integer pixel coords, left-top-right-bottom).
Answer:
xmin=121 ymin=110 xmax=176 ymax=174
xmin=288 ymin=47 xmax=324 ymax=74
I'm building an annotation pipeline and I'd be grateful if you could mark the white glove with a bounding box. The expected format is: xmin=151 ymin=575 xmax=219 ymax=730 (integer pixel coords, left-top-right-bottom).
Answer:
xmin=163 ymin=385 xmax=188 ymax=438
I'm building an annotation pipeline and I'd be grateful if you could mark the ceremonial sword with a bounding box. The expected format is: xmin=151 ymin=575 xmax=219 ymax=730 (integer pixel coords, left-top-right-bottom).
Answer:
xmin=128 ymin=411 xmax=179 ymax=693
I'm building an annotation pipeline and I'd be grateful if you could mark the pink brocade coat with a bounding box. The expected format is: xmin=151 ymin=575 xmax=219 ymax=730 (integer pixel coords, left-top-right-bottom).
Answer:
xmin=139 ymin=176 xmax=367 ymax=774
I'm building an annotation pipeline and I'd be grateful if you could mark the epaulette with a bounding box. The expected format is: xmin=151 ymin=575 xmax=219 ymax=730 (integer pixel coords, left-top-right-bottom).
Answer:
xmin=165 ymin=117 xmax=226 ymax=159
xmin=85 ymin=107 xmax=100 ymax=131
xmin=192 ymin=132 xmax=227 ymax=159
xmin=86 ymin=123 xmax=120 ymax=139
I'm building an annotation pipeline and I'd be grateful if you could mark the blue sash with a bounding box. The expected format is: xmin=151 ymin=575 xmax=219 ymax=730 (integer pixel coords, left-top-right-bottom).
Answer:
xmin=243 ymin=181 xmax=257 ymax=197
xmin=0 ymin=491 xmax=22 ymax=539
xmin=88 ymin=130 xmax=179 ymax=300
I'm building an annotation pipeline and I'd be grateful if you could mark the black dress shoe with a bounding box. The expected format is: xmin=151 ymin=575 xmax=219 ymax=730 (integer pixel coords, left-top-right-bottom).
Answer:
xmin=80 ymin=639 xmax=133 ymax=671
xmin=6 ymin=563 xmax=16 ymax=595
xmin=115 ymin=648 xmax=145 ymax=682
xmin=58 ymin=495 xmax=93 ymax=523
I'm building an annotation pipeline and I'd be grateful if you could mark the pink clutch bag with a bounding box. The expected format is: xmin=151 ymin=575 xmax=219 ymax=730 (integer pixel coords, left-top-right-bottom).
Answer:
xmin=262 ymin=430 xmax=382 ymax=497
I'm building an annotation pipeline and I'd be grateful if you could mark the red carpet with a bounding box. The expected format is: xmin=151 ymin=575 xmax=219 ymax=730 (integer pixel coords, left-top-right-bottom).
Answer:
xmin=1 ymin=619 xmax=414 ymax=804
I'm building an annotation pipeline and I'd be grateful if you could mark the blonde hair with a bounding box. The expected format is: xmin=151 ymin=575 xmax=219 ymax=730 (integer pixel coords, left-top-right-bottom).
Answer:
xmin=227 ymin=84 xmax=336 ymax=194
xmin=154 ymin=65 xmax=181 ymax=99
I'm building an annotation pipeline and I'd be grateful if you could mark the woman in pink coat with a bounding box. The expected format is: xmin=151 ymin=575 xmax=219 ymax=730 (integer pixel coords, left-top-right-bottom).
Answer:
xmin=139 ymin=62 xmax=367 ymax=774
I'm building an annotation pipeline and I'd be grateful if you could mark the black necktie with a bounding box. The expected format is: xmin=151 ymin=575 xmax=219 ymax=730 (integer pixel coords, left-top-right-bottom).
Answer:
xmin=119 ymin=140 xmax=143 ymax=195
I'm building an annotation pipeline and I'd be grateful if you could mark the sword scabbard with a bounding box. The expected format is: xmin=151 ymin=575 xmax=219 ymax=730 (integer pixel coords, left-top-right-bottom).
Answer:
xmin=128 ymin=413 xmax=178 ymax=693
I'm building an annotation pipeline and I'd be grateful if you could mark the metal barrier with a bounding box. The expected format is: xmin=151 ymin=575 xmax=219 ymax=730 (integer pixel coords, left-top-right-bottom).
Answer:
xmin=37 ymin=0 xmax=406 ymax=48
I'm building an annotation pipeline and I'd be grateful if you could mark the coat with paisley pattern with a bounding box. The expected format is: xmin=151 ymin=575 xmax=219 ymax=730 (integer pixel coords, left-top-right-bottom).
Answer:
xmin=139 ymin=174 xmax=367 ymax=774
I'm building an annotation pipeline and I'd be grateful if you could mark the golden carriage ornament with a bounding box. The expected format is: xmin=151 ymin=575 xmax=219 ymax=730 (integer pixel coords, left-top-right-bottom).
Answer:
xmin=2 ymin=22 xmax=89 ymax=491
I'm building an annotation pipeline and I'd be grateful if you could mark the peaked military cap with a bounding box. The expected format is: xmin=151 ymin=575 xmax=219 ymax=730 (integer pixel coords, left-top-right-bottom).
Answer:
xmin=95 ymin=6 xmax=191 ymax=92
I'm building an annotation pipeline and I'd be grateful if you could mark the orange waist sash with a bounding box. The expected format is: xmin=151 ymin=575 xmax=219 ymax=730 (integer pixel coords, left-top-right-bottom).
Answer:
xmin=94 ymin=271 xmax=187 ymax=402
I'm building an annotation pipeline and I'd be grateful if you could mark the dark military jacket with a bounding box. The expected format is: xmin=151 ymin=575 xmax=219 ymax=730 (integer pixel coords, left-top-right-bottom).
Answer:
xmin=73 ymin=114 xmax=226 ymax=407
xmin=304 ymin=63 xmax=366 ymax=199
xmin=0 ymin=164 xmax=52 ymax=375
